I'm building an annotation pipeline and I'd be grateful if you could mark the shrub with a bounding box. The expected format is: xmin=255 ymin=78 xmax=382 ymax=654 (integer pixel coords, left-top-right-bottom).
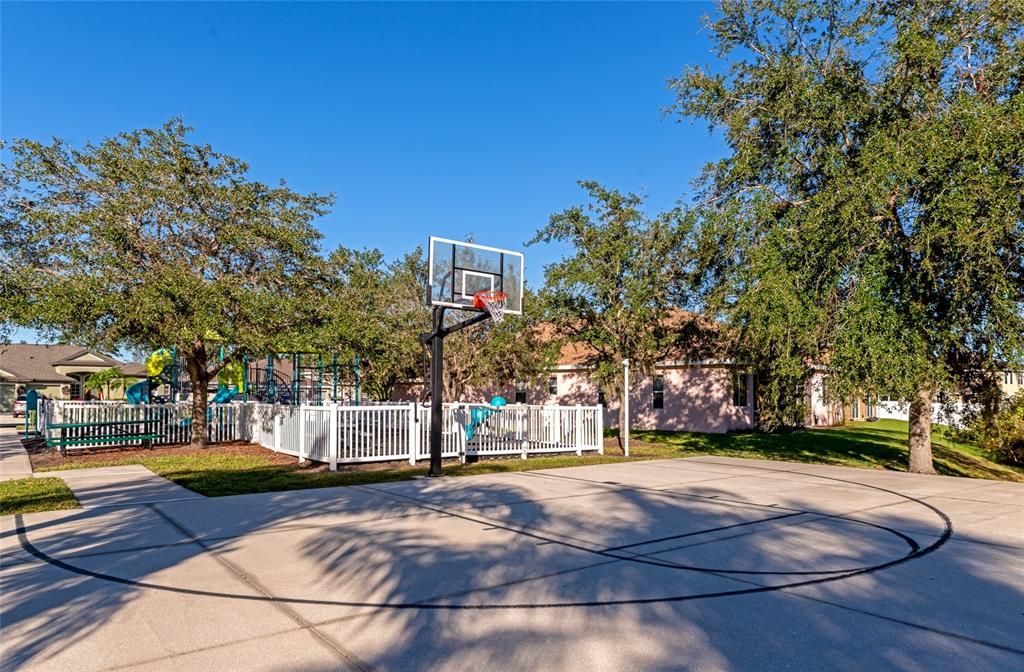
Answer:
xmin=973 ymin=392 xmax=1024 ymax=466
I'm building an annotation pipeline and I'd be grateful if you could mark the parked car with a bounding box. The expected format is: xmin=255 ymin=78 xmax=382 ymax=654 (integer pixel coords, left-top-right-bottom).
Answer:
xmin=12 ymin=393 xmax=48 ymax=417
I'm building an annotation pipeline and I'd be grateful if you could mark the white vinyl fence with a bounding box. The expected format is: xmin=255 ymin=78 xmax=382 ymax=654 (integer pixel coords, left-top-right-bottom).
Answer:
xmin=242 ymin=402 xmax=604 ymax=469
xmin=38 ymin=400 xmax=243 ymax=450
xmin=874 ymin=400 xmax=970 ymax=427
xmin=37 ymin=399 xmax=605 ymax=466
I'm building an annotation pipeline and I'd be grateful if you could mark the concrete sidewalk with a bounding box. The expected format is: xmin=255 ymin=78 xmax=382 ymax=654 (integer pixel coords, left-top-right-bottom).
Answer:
xmin=42 ymin=465 xmax=205 ymax=508
xmin=0 ymin=425 xmax=33 ymax=481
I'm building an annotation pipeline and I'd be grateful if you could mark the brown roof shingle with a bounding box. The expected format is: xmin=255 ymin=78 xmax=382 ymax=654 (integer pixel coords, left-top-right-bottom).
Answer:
xmin=0 ymin=344 xmax=121 ymax=383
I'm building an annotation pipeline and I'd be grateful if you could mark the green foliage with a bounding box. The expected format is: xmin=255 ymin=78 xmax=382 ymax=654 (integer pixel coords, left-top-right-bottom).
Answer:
xmin=4 ymin=120 xmax=333 ymax=444
xmin=0 ymin=478 xmax=79 ymax=515
xmin=314 ymin=245 xmax=556 ymax=401
xmin=532 ymin=181 xmax=703 ymax=416
xmin=441 ymin=287 xmax=559 ymax=400
xmin=671 ymin=1 xmax=1024 ymax=453
xmin=83 ymin=367 xmax=137 ymax=397
xmin=961 ymin=391 xmax=1024 ymax=466
xmin=314 ymin=247 xmax=430 ymax=400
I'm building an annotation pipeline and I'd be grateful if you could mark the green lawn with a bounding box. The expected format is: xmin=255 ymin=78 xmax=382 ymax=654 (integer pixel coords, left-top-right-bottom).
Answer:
xmin=0 ymin=477 xmax=80 ymax=515
xmin=29 ymin=419 xmax=1022 ymax=503
xmin=630 ymin=418 xmax=1024 ymax=482
xmin=36 ymin=451 xmax=633 ymax=497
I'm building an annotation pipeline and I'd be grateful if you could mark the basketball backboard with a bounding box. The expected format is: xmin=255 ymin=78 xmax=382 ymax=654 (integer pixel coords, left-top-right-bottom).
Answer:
xmin=427 ymin=237 xmax=524 ymax=315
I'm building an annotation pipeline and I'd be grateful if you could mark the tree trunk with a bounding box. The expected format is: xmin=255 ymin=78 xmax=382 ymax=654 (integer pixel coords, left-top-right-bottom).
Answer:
xmin=907 ymin=384 xmax=936 ymax=474
xmin=616 ymin=385 xmax=627 ymax=454
xmin=187 ymin=354 xmax=210 ymax=449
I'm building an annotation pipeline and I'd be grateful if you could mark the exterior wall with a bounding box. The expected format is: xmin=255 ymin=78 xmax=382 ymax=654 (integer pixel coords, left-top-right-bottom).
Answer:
xmin=31 ymin=383 xmax=70 ymax=399
xmin=0 ymin=382 xmax=14 ymax=412
xmin=804 ymin=372 xmax=844 ymax=427
xmin=620 ymin=366 xmax=753 ymax=433
xmin=54 ymin=364 xmax=112 ymax=377
xmin=1001 ymin=370 xmax=1024 ymax=398
xmin=392 ymin=364 xmax=754 ymax=434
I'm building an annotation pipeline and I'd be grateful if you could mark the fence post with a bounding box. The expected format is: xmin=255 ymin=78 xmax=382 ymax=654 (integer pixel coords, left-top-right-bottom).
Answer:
xmin=408 ymin=403 xmax=417 ymax=466
xmin=274 ymin=411 xmax=282 ymax=453
xmin=597 ymin=405 xmax=604 ymax=455
xmin=298 ymin=405 xmax=307 ymax=464
xmin=521 ymin=405 xmax=528 ymax=460
xmin=234 ymin=402 xmax=243 ymax=442
xmin=575 ymin=405 xmax=583 ymax=456
xmin=457 ymin=404 xmax=468 ymax=464
xmin=328 ymin=403 xmax=338 ymax=471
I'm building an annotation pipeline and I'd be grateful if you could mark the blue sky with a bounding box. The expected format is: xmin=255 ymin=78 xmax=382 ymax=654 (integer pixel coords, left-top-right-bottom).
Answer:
xmin=3 ymin=1 xmax=725 ymax=343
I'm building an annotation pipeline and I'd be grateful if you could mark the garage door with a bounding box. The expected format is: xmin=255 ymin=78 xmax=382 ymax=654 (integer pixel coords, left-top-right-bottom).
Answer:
xmin=0 ymin=382 xmax=14 ymax=412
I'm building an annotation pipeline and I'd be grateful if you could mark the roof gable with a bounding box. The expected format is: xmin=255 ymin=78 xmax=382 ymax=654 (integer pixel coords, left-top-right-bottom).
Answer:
xmin=0 ymin=344 xmax=121 ymax=382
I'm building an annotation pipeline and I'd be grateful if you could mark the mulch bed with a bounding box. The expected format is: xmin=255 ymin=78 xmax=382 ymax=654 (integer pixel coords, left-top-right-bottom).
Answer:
xmin=24 ymin=439 xmax=466 ymax=475
xmin=27 ymin=441 xmax=299 ymax=471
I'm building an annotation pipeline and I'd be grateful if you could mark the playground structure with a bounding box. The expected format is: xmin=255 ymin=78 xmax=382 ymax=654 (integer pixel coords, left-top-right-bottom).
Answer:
xmin=122 ymin=348 xmax=363 ymax=406
xmin=245 ymin=353 xmax=362 ymax=405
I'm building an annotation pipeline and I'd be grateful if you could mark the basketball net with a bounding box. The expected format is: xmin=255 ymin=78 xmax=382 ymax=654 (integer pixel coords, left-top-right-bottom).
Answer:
xmin=474 ymin=290 xmax=507 ymax=324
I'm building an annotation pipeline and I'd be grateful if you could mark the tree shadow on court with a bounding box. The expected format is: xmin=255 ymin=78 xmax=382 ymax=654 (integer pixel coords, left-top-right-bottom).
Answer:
xmin=1 ymin=463 xmax=1022 ymax=670
xmin=280 ymin=469 xmax=1023 ymax=670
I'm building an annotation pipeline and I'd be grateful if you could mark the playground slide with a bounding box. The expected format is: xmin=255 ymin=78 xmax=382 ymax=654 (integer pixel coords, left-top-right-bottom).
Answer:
xmin=210 ymin=385 xmax=238 ymax=404
xmin=178 ymin=386 xmax=238 ymax=427
xmin=465 ymin=396 xmax=507 ymax=440
xmin=126 ymin=349 xmax=176 ymax=404
xmin=125 ymin=380 xmax=149 ymax=404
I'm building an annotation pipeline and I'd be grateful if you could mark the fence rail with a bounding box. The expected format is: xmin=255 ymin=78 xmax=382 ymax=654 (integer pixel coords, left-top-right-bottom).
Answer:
xmin=244 ymin=401 xmax=602 ymax=469
xmin=38 ymin=400 xmax=242 ymax=450
xmin=37 ymin=400 xmax=604 ymax=466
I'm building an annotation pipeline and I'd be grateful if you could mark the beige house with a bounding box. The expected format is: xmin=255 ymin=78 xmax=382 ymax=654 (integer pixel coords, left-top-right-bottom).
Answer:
xmin=805 ymin=366 xmax=1024 ymax=429
xmin=1001 ymin=369 xmax=1024 ymax=398
xmin=0 ymin=344 xmax=144 ymax=411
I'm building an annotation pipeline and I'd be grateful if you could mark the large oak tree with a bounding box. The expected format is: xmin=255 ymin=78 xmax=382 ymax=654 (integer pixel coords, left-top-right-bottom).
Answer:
xmin=532 ymin=181 xmax=704 ymax=450
xmin=3 ymin=120 xmax=333 ymax=446
xmin=672 ymin=0 xmax=1024 ymax=472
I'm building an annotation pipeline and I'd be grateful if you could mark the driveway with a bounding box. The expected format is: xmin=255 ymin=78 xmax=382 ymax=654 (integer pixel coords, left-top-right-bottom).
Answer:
xmin=2 ymin=457 xmax=1022 ymax=671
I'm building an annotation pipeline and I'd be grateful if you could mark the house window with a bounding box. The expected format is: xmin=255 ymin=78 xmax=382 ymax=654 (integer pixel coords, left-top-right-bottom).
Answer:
xmin=652 ymin=375 xmax=664 ymax=409
xmin=515 ymin=381 xmax=527 ymax=404
xmin=851 ymin=399 xmax=860 ymax=419
xmin=69 ymin=374 xmax=83 ymax=400
xmin=1005 ymin=371 xmax=1013 ymax=385
xmin=1018 ymin=372 xmax=1023 ymax=385
xmin=548 ymin=376 xmax=558 ymax=396
xmin=732 ymin=373 xmax=748 ymax=407
xmin=597 ymin=389 xmax=606 ymax=406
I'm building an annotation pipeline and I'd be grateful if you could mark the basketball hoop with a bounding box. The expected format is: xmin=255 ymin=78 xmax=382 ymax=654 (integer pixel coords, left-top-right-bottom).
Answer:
xmin=474 ymin=290 xmax=507 ymax=323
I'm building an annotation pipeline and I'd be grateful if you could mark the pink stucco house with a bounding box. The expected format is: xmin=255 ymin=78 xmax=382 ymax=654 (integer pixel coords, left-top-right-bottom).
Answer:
xmin=395 ymin=335 xmax=755 ymax=434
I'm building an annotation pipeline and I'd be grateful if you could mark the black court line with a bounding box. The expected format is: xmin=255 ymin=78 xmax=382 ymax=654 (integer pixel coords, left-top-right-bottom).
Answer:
xmin=146 ymin=504 xmax=373 ymax=672
xmin=599 ymin=512 xmax=805 ymax=552
xmin=358 ymin=484 xmax=919 ymax=576
xmin=16 ymin=463 xmax=1020 ymax=658
xmin=18 ymin=463 xmax=948 ymax=599
xmin=1 ymin=486 xmax=634 ymax=570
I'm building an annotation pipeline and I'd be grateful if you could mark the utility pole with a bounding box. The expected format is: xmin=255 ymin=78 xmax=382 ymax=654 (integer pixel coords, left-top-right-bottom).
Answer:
xmin=622 ymin=358 xmax=630 ymax=457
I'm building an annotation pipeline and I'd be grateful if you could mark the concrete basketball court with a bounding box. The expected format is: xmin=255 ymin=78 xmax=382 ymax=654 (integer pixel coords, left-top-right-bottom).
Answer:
xmin=2 ymin=457 xmax=1022 ymax=671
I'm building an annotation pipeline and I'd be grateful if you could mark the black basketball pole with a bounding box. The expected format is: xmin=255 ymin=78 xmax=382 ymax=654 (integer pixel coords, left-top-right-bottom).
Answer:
xmin=427 ymin=306 xmax=445 ymax=477
xmin=422 ymin=306 xmax=491 ymax=478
